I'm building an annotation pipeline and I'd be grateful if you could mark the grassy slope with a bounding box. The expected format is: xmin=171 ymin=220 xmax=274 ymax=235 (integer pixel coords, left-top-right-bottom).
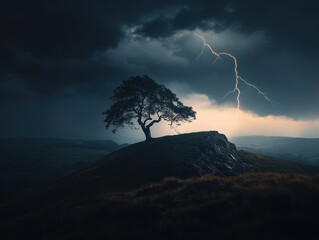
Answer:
xmin=1 ymin=173 xmax=319 ymax=240
xmin=2 ymin=133 xmax=319 ymax=239
xmin=0 ymin=138 xmax=125 ymax=204
xmin=93 ymin=132 xmax=217 ymax=188
xmin=42 ymin=132 xmax=319 ymax=200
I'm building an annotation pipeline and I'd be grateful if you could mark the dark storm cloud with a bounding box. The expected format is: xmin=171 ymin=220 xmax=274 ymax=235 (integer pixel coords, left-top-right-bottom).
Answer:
xmin=138 ymin=0 xmax=319 ymax=56
xmin=1 ymin=1 xmax=119 ymax=59
xmin=2 ymin=0 xmax=318 ymax=95
xmin=120 ymin=0 xmax=319 ymax=120
xmin=0 ymin=0 xmax=118 ymax=101
xmin=1 ymin=0 xmax=319 ymax=120
xmin=138 ymin=1 xmax=229 ymax=37
xmin=0 ymin=0 xmax=166 ymax=100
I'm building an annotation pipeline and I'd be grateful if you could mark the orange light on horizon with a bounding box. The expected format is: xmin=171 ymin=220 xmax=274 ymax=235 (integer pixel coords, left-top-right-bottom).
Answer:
xmin=152 ymin=94 xmax=319 ymax=138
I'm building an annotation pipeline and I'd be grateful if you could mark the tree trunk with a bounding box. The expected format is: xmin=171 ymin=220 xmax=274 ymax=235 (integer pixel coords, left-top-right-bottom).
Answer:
xmin=137 ymin=116 xmax=152 ymax=142
xmin=142 ymin=126 xmax=152 ymax=142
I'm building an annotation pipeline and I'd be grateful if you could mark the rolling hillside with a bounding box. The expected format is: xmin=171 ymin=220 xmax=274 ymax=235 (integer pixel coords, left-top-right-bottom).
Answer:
xmin=1 ymin=131 xmax=319 ymax=239
xmin=232 ymin=136 xmax=319 ymax=165
xmin=0 ymin=138 xmax=127 ymax=204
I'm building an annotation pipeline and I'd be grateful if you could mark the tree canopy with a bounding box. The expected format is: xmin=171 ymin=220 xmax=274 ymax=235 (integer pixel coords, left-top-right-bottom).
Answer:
xmin=103 ymin=75 xmax=196 ymax=141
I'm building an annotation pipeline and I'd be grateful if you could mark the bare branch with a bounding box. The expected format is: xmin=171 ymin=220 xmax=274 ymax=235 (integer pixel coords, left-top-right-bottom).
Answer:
xmin=146 ymin=115 xmax=162 ymax=128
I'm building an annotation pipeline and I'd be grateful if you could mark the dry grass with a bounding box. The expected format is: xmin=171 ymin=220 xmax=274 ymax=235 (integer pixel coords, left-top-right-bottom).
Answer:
xmin=2 ymin=172 xmax=319 ymax=240
xmin=2 ymin=132 xmax=319 ymax=239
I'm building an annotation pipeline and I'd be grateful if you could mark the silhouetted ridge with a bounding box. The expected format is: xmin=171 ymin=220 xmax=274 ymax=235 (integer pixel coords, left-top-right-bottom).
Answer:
xmin=92 ymin=131 xmax=245 ymax=189
xmin=2 ymin=132 xmax=319 ymax=240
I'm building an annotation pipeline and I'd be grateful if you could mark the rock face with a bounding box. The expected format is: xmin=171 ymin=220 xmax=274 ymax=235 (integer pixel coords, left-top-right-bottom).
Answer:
xmin=192 ymin=131 xmax=245 ymax=176
xmin=92 ymin=131 xmax=245 ymax=184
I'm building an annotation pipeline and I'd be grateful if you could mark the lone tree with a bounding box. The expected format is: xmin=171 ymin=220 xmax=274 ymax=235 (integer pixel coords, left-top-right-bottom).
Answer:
xmin=103 ymin=75 xmax=196 ymax=141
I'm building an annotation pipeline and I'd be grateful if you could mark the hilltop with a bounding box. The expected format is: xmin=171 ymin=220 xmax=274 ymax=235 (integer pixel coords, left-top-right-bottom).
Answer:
xmin=1 ymin=131 xmax=319 ymax=239
xmin=90 ymin=131 xmax=246 ymax=189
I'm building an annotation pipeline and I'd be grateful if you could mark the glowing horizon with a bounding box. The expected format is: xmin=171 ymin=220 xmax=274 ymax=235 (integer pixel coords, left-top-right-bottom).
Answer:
xmin=150 ymin=93 xmax=319 ymax=140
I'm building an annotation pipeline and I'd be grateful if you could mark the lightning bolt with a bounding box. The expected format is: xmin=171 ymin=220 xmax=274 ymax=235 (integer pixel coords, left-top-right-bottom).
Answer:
xmin=195 ymin=32 xmax=272 ymax=109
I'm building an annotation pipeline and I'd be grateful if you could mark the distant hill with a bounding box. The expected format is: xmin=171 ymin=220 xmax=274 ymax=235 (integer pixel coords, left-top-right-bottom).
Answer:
xmin=2 ymin=132 xmax=319 ymax=240
xmin=239 ymin=151 xmax=319 ymax=175
xmin=0 ymin=138 xmax=127 ymax=204
xmin=231 ymin=136 xmax=319 ymax=165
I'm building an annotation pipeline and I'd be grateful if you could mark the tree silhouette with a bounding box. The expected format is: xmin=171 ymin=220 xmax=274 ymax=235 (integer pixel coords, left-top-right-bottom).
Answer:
xmin=103 ymin=75 xmax=196 ymax=141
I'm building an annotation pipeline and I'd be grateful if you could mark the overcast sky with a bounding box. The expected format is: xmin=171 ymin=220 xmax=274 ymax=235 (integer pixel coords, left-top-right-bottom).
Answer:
xmin=1 ymin=0 xmax=319 ymax=143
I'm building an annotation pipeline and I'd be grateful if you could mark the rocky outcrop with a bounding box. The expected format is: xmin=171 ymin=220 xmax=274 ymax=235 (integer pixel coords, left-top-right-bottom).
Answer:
xmin=192 ymin=131 xmax=245 ymax=176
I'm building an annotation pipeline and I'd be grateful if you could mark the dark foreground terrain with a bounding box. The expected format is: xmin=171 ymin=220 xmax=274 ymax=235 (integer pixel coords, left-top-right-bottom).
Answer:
xmin=1 ymin=132 xmax=319 ymax=239
xmin=1 ymin=173 xmax=319 ymax=240
xmin=0 ymin=138 xmax=127 ymax=204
